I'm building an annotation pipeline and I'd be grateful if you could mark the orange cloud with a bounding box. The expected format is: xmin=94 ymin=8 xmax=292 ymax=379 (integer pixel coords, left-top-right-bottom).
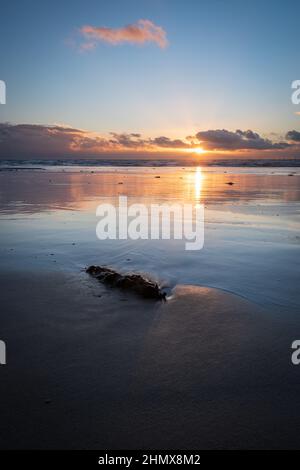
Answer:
xmin=80 ymin=19 xmax=168 ymax=49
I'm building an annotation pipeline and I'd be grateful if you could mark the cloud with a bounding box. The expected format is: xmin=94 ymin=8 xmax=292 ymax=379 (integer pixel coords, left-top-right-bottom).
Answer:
xmin=109 ymin=132 xmax=148 ymax=148
xmin=79 ymin=41 xmax=97 ymax=52
xmin=0 ymin=125 xmax=174 ymax=158
xmin=108 ymin=133 xmax=189 ymax=149
xmin=0 ymin=123 xmax=297 ymax=160
xmin=150 ymin=136 xmax=190 ymax=148
xmin=80 ymin=19 xmax=168 ymax=49
xmin=0 ymin=123 xmax=111 ymax=158
xmin=286 ymin=130 xmax=300 ymax=142
xmin=195 ymin=129 xmax=290 ymax=150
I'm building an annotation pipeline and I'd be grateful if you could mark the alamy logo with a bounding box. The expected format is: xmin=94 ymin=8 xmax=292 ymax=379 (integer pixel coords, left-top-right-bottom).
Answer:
xmin=291 ymin=340 xmax=300 ymax=365
xmin=0 ymin=340 xmax=6 ymax=365
xmin=0 ymin=80 xmax=6 ymax=104
xmin=96 ymin=196 xmax=204 ymax=250
xmin=291 ymin=80 xmax=300 ymax=105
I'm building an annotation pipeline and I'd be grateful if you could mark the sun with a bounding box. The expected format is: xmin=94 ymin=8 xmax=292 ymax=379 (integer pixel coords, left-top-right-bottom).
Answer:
xmin=193 ymin=147 xmax=205 ymax=154
xmin=183 ymin=146 xmax=206 ymax=155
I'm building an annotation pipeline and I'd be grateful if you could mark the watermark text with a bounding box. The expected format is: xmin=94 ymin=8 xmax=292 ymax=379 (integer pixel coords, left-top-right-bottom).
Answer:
xmin=0 ymin=80 xmax=6 ymax=104
xmin=0 ymin=340 xmax=6 ymax=365
xmin=291 ymin=80 xmax=300 ymax=105
xmin=96 ymin=196 xmax=204 ymax=250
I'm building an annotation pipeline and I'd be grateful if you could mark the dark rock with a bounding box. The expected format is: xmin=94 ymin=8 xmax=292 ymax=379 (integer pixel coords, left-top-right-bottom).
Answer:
xmin=86 ymin=265 xmax=166 ymax=300
xmin=226 ymin=182 xmax=234 ymax=185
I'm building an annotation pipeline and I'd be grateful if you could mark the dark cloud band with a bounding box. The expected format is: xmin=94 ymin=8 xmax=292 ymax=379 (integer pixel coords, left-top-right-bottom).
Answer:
xmin=195 ymin=129 xmax=290 ymax=151
xmin=0 ymin=123 xmax=298 ymax=159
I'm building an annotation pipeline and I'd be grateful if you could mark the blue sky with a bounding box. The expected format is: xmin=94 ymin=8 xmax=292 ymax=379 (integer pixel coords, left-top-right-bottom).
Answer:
xmin=0 ymin=0 xmax=300 ymax=158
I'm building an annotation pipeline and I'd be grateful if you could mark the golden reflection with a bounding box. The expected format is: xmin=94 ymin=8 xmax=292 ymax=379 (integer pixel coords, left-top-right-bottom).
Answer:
xmin=194 ymin=167 xmax=203 ymax=200
xmin=1 ymin=168 xmax=299 ymax=215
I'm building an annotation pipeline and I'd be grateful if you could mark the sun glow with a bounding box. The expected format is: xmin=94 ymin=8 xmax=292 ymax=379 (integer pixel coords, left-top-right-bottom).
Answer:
xmin=193 ymin=147 xmax=205 ymax=154
xmin=184 ymin=146 xmax=206 ymax=155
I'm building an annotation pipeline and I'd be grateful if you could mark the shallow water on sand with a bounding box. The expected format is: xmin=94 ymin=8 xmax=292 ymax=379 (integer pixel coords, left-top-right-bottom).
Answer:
xmin=0 ymin=166 xmax=299 ymax=312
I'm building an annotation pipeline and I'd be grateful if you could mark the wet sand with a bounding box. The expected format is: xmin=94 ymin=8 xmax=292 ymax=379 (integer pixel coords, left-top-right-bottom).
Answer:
xmin=0 ymin=166 xmax=300 ymax=449
xmin=1 ymin=271 xmax=300 ymax=449
xmin=0 ymin=166 xmax=299 ymax=310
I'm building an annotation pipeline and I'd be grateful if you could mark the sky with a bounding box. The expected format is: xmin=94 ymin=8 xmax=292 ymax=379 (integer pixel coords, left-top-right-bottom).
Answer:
xmin=0 ymin=0 xmax=300 ymax=159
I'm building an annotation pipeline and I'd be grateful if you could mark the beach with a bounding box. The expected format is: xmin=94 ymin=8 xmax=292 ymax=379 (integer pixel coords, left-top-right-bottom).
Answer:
xmin=0 ymin=165 xmax=300 ymax=449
